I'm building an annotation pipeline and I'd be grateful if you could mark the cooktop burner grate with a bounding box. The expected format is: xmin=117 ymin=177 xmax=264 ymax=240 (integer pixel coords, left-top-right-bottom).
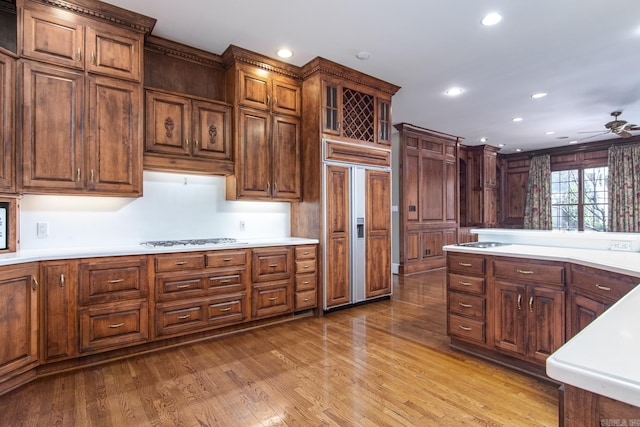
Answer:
xmin=141 ymin=238 xmax=238 ymax=248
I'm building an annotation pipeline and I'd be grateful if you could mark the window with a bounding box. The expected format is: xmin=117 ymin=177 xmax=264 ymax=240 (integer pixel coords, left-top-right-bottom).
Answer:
xmin=551 ymin=167 xmax=608 ymax=231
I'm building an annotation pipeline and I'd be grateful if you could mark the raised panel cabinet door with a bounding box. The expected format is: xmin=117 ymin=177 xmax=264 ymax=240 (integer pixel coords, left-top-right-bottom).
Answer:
xmin=272 ymin=77 xmax=301 ymax=116
xmin=271 ymin=115 xmax=301 ymax=200
xmin=445 ymin=159 xmax=457 ymax=222
xmin=21 ymin=9 xmax=84 ymax=70
xmin=403 ymin=149 xmax=419 ymax=222
xmin=86 ymin=75 xmax=141 ymax=195
xmin=0 ymin=264 xmax=39 ymax=378
xmin=365 ymin=169 xmax=391 ymax=298
xmin=20 ymin=62 xmax=84 ymax=191
xmin=237 ymin=108 xmax=271 ymax=198
xmin=0 ymin=51 xmax=15 ymax=192
xmin=325 ymin=164 xmax=351 ymax=308
xmin=41 ymin=261 xmax=76 ymax=362
xmin=85 ymin=26 xmax=141 ymax=81
xmin=376 ymin=98 xmax=391 ymax=145
xmin=421 ymin=156 xmax=444 ymax=221
xmin=321 ymin=80 xmax=341 ymax=136
xmin=144 ymin=90 xmax=191 ymax=156
xmin=493 ymin=281 xmax=526 ymax=356
xmin=527 ymin=286 xmax=565 ymax=363
xmin=238 ymin=67 xmax=270 ymax=111
xmin=569 ymin=293 xmax=608 ymax=338
xmin=251 ymin=247 xmax=292 ymax=283
xmin=192 ymin=100 xmax=232 ymax=161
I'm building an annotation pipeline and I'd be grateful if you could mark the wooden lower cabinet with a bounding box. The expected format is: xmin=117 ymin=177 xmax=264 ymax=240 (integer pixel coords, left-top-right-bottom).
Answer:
xmin=251 ymin=247 xmax=294 ymax=318
xmin=0 ymin=263 xmax=39 ymax=391
xmin=294 ymin=245 xmax=317 ymax=311
xmin=79 ymin=300 xmax=149 ymax=353
xmin=40 ymin=261 xmax=77 ymax=362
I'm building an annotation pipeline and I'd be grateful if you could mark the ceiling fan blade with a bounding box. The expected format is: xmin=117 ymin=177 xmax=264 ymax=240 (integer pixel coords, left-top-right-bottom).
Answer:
xmin=618 ymin=130 xmax=633 ymax=138
xmin=578 ymin=130 xmax=609 ymax=134
xmin=578 ymin=132 xmax=608 ymax=141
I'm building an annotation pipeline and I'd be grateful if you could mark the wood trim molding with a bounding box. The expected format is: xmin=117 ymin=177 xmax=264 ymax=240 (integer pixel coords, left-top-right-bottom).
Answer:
xmin=222 ymin=44 xmax=301 ymax=80
xmin=144 ymin=35 xmax=224 ymax=69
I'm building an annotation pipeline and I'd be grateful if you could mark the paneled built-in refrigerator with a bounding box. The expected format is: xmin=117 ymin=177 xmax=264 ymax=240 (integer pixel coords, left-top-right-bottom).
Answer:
xmin=323 ymin=140 xmax=392 ymax=310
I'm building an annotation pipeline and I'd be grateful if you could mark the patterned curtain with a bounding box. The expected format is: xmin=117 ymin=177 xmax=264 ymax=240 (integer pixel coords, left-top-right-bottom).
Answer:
xmin=523 ymin=154 xmax=552 ymax=229
xmin=608 ymin=144 xmax=640 ymax=232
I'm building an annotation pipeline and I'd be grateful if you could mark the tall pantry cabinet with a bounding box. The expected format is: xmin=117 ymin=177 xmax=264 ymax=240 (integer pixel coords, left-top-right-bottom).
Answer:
xmin=16 ymin=0 xmax=155 ymax=196
xmin=291 ymin=57 xmax=400 ymax=310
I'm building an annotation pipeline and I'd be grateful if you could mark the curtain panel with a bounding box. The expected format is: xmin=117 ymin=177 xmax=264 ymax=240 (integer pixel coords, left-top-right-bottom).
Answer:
xmin=523 ymin=154 xmax=552 ymax=229
xmin=608 ymin=144 xmax=640 ymax=232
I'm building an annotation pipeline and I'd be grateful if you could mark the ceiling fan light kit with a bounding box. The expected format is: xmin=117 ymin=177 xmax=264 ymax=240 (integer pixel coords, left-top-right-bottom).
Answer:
xmin=578 ymin=111 xmax=640 ymax=141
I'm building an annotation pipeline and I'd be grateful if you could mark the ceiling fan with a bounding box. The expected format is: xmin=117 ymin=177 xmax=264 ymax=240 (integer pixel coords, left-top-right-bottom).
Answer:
xmin=579 ymin=111 xmax=640 ymax=140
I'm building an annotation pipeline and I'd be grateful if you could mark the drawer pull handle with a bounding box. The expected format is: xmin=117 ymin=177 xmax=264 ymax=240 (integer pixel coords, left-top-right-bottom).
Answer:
xmin=303 ymin=265 xmax=310 ymax=269
xmin=32 ymin=278 xmax=39 ymax=291
xmin=219 ymin=307 xmax=232 ymax=312
xmin=176 ymin=284 xmax=191 ymax=289
xmin=108 ymin=279 xmax=124 ymax=284
xmin=222 ymin=258 xmax=232 ymax=261
xmin=268 ymin=297 xmax=278 ymax=301
xmin=302 ymin=281 xmax=310 ymax=285
xmin=108 ymin=323 xmax=124 ymax=329
xmin=60 ymin=274 xmax=65 ymax=288
xmin=595 ymin=284 xmax=611 ymax=291
xmin=268 ymin=264 xmax=278 ymax=267
xmin=219 ymin=279 xmax=231 ymax=284
xmin=517 ymin=269 xmax=534 ymax=275
xmin=458 ymin=262 xmax=472 ymax=267
xmin=459 ymin=281 xmax=472 ymax=286
xmin=303 ymin=298 xmax=310 ymax=302
xmin=458 ymin=325 xmax=472 ymax=331
xmin=177 ymin=315 xmax=190 ymax=320
xmin=303 ymin=251 xmax=309 ymax=255
xmin=458 ymin=302 xmax=473 ymax=308
xmin=174 ymin=261 xmax=187 ymax=265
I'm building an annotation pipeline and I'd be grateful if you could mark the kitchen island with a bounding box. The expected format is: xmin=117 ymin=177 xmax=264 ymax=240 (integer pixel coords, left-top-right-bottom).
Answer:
xmin=443 ymin=229 xmax=640 ymax=425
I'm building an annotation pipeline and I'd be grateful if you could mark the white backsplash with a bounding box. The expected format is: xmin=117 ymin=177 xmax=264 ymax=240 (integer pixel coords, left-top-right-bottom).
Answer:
xmin=18 ymin=171 xmax=291 ymax=250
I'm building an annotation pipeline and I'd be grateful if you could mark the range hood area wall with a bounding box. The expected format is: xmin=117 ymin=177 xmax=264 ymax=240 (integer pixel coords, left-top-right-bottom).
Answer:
xmin=18 ymin=171 xmax=291 ymax=250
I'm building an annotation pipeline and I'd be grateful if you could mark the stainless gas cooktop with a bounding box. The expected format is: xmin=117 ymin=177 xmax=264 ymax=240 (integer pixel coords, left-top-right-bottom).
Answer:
xmin=454 ymin=241 xmax=511 ymax=248
xmin=141 ymin=238 xmax=240 ymax=248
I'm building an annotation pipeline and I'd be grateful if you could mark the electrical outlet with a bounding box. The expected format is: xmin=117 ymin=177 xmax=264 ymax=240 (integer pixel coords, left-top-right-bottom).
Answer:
xmin=239 ymin=220 xmax=246 ymax=232
xmin=36 ymin=222 xmax=49 ymax=238
xmin=610 ymin=240 xmax=633 ymax=251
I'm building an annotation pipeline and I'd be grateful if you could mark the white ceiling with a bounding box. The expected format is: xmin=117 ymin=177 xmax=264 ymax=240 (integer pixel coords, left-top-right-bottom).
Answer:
xmin=106 ymin=0 xmax=640 ymax=153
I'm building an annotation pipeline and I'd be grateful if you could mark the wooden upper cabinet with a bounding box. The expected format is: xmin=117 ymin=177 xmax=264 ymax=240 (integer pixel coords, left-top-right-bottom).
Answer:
xmin=144 ymin=90 xmax=232 ymax=166
xmin=86 ymin=75 xmax=141 ymax=194
xmin=21 ymin=8 xmax=142 ymax=82
xmin=20 ymin=61 xmax=84 ymax=192
xmin=0 ymin=50 xmax=15 ymax=193
xmin=237 ymin=66 xmax=301 ymax=116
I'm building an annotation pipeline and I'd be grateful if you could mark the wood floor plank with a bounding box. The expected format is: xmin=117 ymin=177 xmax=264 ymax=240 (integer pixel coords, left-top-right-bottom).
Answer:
xmin=0 ymin=271 xmax=558 ymax=426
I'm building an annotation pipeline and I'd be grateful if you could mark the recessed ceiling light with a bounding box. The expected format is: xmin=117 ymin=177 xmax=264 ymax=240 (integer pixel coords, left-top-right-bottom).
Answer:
xmin=569 ymin=140 xmax=579 ymax=144
xmin=531 ymin=92 xmax=547 ymax=99
xmin=445 ymin=87 xmax=464 ymax=96
xmin=545 ymin=131 xmax=555 ymax=135
xmin=479 ymin=137 xmax=488 ymax=142
xmin=356 ymin=51 xmax=370 ymax=60
xmin=515 ymin=148 xmax=523 ymax=152
xmin=482 ymin=13 xmax=502 ymax=26
xmin=276 ymin=48 xmax=293 ymax=58
xmin=512 ymin=117 xmax=523 ymax=122
xmin=498 ymin=143 xmax=505 ymax=147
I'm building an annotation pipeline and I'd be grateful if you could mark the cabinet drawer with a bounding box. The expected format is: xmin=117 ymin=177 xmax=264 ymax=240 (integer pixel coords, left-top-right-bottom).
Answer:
xmin=80 ymin=301 xmax=148 ymax=353
xmin=155 ymin=253 xmax=205 ymax=272
xmin=295 ymin=289 xmax=317 ymax=310
xmin=155 ymin=273 xmax=206 ymax=301
xmin=570 ymin=264 xmax=637 ymax=303
xmin=252 ymin=247 xmax=292 ymax=282
xmin=295 ymin=274 xmax=317 ymax=291
xmin=447 ymin=254 xmax=485 ymax=275
xmin=493 ymin=258 xmax=565 ymax=286
xmin=448 ymin=292 xmax=485 ymax=319
xmin=156 ymin=302 xmax=205 ymax=337
xmin=295 ymin=245 xmax=316 ymax=260
xmin=295 ymin=259 xmax=316 ymax=274
xmin=448 ymin=273 xmax=485 ymax=295
xmin=448 ymin=314 xmax=485 ymax=344
xmin=205 ymin=270 xmax=246 ymax=294
xmin=207 ymin=294 xmax=247 ymax=326
xmin=79 ymin=258 xmax=148 ymax=305
xmin=251 ymin=280 xmax=293 ymax=319
xmin=206 ymin=250 xmax=247 ymax=268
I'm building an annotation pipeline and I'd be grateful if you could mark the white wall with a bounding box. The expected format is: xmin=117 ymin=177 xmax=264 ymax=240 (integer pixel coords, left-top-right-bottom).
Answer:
xmin=18 ymin=171 xmax=291 ymax=249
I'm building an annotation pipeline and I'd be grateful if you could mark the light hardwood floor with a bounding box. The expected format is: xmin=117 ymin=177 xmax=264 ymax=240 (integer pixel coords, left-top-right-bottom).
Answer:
xmin=0 ymin=270 xmax=558 ymax=426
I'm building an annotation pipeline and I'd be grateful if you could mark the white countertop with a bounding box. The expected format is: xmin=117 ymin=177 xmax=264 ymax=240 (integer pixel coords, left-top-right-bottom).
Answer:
xmin=0 ymin=237 xmax=319 ymax=266
xmin=546 ymin=284 xmax=640 ymax=407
